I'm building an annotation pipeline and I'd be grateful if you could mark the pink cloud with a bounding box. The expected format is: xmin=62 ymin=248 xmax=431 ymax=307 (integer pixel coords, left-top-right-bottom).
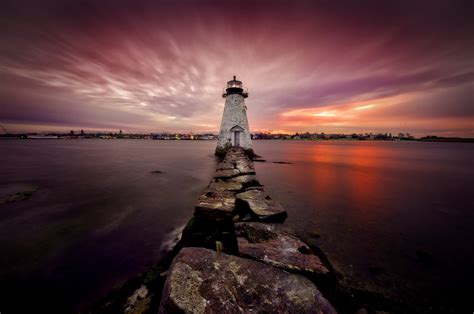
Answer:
xmin=0 ymin=0 xmax=472 ymax=136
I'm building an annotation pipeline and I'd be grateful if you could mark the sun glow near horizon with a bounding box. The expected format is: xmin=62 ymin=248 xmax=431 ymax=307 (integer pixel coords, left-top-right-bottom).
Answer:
xmin=354 ymin=104 xmax=376 ymax=110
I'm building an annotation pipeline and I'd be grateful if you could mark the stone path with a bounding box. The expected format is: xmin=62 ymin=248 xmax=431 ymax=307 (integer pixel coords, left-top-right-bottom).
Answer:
xmin=159 ymin=148 xmax=337 ymax=313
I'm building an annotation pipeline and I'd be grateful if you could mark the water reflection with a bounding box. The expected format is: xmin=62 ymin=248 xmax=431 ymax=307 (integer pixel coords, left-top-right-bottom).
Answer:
xmin=253 ymin=140 xmax=474 ymax=308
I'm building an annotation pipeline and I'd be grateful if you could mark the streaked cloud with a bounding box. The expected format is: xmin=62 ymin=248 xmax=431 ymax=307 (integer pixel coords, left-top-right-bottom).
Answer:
xmin=0 ymin=0 xmax=472 ymax=136
xmin=354 ymin=104 xmax=376 ymax=111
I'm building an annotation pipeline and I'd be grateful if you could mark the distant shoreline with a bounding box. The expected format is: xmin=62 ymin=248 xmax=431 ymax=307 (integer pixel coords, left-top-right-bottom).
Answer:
xmin=1 ymin=136 xmax=473 ymax=143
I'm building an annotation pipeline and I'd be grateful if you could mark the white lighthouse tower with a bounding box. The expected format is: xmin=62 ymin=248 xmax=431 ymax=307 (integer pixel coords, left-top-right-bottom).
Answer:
xmin=215 ymin=76 xmax=253 ymax=157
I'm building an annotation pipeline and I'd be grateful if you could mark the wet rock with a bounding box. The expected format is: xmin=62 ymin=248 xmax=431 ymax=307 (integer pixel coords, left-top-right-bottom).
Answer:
xmin=195 ymin=189 xmax=236 ymax=222
xmin=215 ymin=148 xmax=256 ymax=178
xmin=214 ymin=168 xmax=240 ymax=179
xmin=215 ymin=241 xmax=224 ymax=252
xmin=229 ymin=174 xmax=260 ymax=187
xmin=208 ymin=179 xmax=243 ymax=192
xmin=159 ymin=247 xmax=336 ymax=314
xmin=235 ymin=189 xmax=287 ymax=222
xmin=223 ymin=148 xmax=255 ymax=173
xmin=124 ymin=285 xmax=150 ymax=314
xmin=235 ymin=222 xmax=330 ymax=277
xmin=245 ymin=186 xmax=265 ymax=191
xmin=0 ymin=189 xmax=37 ymax=204
xmin=232 ymin=158 xmax=255 ymax=174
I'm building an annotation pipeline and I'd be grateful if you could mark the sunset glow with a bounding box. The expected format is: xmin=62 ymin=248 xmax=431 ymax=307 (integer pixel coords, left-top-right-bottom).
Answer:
xmin=0 ymin=0 xmax=472 ymax=136
xmin=354 ymin=104 xmax=376 ymax=111
xmin=314 ymin=111 xmax=337 ymax=117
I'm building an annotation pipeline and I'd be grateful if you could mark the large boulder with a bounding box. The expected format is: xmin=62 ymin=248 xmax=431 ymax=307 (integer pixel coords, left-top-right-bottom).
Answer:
xmin=235 ymin=189 xmax=287 ymax=222
xmin=235 ymin=222 xmax=330 ymax=278
xmin=159 ymin=247 xmax=336 ymax=314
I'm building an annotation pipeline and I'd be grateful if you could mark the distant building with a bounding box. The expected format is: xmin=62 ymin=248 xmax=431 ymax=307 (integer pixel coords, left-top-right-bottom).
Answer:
xmin=216 ymin=76 xmax=253 ymax=156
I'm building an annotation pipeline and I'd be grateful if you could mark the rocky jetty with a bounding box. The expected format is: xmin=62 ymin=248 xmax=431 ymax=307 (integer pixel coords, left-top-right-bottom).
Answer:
xmin=158 ymin=148 xmax=337 ymax=313
xmin=93 ymin=147 xmax=418 ymax=313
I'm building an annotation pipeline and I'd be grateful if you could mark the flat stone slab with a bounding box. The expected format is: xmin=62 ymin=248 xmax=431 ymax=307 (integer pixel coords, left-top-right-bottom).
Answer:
xmin=159 ymin=247 xmax=336 ymax=314
xmin=214 ymin=168 xmax=241 ymax=179
xmin=215 ymin=148 xmax=256 ymax=179
xmin=235 ymin=189 xmax=287 ymax=222
xmin=223 ymin=148 xmax=255 ymax=172
xmin=195 ymin=189 xmax=236 ymax=221
xmin=229 ymin=174 xmax=260 ymax=186
xmin=208 ymin=179 xmax=243 ymax=192
xmin=235 ymin=222 xmax=330 ymax=277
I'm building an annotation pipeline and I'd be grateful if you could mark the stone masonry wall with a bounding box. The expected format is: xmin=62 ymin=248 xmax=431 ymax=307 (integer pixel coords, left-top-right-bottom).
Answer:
xmin=216 ymin=94 xmax=253 ymax=155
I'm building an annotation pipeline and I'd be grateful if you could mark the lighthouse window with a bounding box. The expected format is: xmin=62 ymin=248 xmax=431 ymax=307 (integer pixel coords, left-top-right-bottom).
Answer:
xmin=228 ymin=82 xmax=242 ymax=88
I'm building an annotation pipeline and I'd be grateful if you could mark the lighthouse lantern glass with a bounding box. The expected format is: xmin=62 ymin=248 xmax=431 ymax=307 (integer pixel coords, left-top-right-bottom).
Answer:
xmin=228 ymin=81 xmax=242 ymax=89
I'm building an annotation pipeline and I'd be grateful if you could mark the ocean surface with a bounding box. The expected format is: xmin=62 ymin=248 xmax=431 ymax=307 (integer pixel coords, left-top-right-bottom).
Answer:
xmin=0 ymin=139 xmax=473 ymax=311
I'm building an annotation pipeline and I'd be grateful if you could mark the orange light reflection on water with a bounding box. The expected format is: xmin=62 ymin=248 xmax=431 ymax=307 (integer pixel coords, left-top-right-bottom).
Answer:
xmin=307 ymin=142 xmax=393 ymax=221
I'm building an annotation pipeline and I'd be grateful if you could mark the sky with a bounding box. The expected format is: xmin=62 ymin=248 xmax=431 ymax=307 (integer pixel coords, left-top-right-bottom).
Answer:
xmin=0 ymin=0 xmax=473 ymax=136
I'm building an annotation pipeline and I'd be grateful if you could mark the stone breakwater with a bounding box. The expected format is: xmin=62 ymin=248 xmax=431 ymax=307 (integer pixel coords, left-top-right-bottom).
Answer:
xmin=92 ymin=148 xmax=421 ymax=313
xmin=158 ymin=148 xmax=337 ymax=313
xmin=93 ymin=147 xmax=401 ymax=313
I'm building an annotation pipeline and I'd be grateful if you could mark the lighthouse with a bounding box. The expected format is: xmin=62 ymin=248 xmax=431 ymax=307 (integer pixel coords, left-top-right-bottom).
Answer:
xmin=215 ymin=76 xmax=253 ymax=157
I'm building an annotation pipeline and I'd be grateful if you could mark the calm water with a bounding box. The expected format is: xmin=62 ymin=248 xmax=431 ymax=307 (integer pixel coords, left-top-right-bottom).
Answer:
xmin=0 ymin=140 xmax=473 ymax=311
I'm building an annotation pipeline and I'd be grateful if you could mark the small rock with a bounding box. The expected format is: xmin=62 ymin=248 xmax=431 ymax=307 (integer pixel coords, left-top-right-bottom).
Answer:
xmin=235 ymin=189 xmax=287 ymax=222
xmin=159 ymin=247 xmax=336 ymax=314
xmin=215 ymin=241 xmax=224 ymax=252
xmin=0 ymin=184 xmax=37 ymax=204
xmin=272 ymin=161 xmax=293 ymax=164
xmin=150 ymin=170 xmax=163 ymax=174
xmin=124 ymin=285 xmax=150 ymax=314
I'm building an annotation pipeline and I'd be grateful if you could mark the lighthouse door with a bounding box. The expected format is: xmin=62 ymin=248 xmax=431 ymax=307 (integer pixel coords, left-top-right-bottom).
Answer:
xmin=234 ymin=131 xmax=241 ymax=147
